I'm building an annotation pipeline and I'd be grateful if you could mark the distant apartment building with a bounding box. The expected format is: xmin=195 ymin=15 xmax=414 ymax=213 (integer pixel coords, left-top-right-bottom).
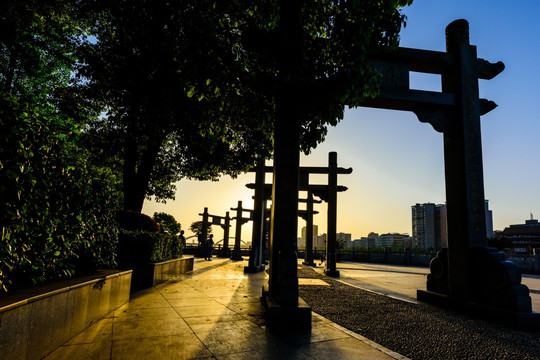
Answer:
xmin=298 ymin=225 xmax=319 ymax=249
xmin=499 ymin=215 xmax=540 ymax=253
xmin=354 ymin=232 xmax=378 ymax=248
xmin=377 ymin=233 xmax=411 ymax=249
xmin=337 ymin=232 xmax=352 ymax=248
xmin=309 ymin=232 xmax=351 ymax=249
xmin=412 ymin=203 xmax=447 ymax=250
xmin=314 ymin=233 xmax=327 ymax=249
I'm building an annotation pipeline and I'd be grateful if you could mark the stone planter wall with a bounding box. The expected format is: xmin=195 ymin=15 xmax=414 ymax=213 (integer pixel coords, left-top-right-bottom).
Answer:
xmin=0 ymin=270 xmax=132 ymax=360
xmin=131 ymin=255 xmax=194 ymax=289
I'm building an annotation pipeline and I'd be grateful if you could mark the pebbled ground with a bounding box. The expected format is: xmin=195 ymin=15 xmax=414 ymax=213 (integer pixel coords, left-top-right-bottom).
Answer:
xmin=298 ymin=265 xmax=540 ymax=360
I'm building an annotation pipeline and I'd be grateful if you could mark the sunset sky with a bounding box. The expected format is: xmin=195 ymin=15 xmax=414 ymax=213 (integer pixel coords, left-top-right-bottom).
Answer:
xmin=143 ymin=0 xmax=540 ymax=242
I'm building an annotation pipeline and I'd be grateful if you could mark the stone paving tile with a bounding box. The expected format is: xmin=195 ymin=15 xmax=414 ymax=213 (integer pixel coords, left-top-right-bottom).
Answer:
xmin=225 ymin=301 xmax=266 ymax=317
xmin=166 ymin=296 xmax=222 ymax=308
xmin=65 ymin=319 xmax=113 ymax=345
xmin=182 ymin=314 xmax=246 ymax=326
xmin=44 ymin=340 xmax=112 ymax=360
xmin=122 ymin=294 xmax=171 ymax=309
xmin=112 ymin=333 xmax=212 ymax=360
xmin=298 ymin=337 xmax=394 ymax=360
xmin=212 ymin=294 xmax=261 ymax=305
xmin=195 ymin=327 xmax=283 ymax=356
xmin=158 ymin=287 xmax=204 ymax=299
xmin=188 ymin=319 xmax=261 ymax=334
xmin=215 ymin=344 xmax=315 ymax=360
xmin=174 ymin=304 xmax=237 ymax=318
xmin=112 ymin=305 xmax=181 ymax=322
xmin=112 ymin=318 xmax=193 ymax=340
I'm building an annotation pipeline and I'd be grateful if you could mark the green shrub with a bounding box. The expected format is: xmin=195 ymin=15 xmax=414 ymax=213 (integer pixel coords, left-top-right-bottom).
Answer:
xmin=117 ymin=230 xmax=183 ymax=265
xmin=153 ymin=212 xmax=181 ymax=235
xmin=0 ymin=94 xmax=120 ymax=293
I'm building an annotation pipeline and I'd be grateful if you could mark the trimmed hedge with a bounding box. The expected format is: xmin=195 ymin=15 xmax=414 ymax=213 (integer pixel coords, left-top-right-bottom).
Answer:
xmin=117 ymin=230 xmax=183 ymax=266
xmin=117 ymin=210 xmax=160 ymax=233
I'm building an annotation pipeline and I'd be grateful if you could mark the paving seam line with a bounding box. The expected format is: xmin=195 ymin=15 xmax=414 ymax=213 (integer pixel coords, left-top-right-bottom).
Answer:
xmin=314 ymin=311 xmax=411 ymax=360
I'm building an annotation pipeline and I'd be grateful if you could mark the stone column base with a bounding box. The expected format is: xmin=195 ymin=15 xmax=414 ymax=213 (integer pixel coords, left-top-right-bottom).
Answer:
xmin=261 ymin=285 xmax=312 ymax=330
xmin=244 ymin=265 xmax=265 ymax=273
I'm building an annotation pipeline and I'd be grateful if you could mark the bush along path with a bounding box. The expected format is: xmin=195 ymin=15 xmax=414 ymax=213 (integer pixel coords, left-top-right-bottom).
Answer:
xmin=297 ymin=265 xmax=540 ymax=360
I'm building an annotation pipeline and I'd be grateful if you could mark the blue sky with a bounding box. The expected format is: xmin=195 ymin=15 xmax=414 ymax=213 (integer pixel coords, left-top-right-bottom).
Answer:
xmin=144 ymin=0 xmax=540 ymax=241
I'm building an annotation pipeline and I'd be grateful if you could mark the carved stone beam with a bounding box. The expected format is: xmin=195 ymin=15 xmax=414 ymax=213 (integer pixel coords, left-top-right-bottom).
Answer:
xmin=298 ymin=209 xmax=319 ymax=222
xmin=477 ymin=59 xmax=505 ymax=80
xmin=249 ymin=165 xmax=352 ymax=175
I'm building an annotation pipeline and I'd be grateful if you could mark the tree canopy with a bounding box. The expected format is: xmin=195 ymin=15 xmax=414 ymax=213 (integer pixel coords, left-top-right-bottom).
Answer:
xmin=77 ymin=0 xmax=276 ymax=212
xmin=76 ymin=0 xmax=411 ymax=213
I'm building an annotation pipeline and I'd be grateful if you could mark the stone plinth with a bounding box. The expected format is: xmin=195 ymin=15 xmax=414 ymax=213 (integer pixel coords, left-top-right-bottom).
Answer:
xmin=131 ymin=255 xmax=194 ymax=289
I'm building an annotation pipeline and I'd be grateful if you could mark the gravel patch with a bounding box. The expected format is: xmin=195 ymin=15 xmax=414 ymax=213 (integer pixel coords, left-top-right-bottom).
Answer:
xmin=298 ymin=265 xmax=540 ymax=360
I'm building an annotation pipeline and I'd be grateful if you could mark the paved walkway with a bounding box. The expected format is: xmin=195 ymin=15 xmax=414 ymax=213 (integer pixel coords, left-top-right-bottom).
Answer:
xmin=331 ymin=261 xmax=540 ymax=312
xmin=44 ymin=258 xmax=408 ymax=360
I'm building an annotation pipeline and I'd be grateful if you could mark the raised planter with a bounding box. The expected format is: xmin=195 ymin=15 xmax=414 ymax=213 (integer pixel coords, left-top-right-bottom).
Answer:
xmin=0 ymin=269 xmax=132 ymax=360
xmin=131 ymin=255 xmax=194 ymax=289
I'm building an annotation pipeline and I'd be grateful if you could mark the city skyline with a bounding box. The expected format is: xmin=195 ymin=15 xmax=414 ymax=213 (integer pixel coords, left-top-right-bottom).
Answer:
xmin=144 ymin=0 xmax=540 ymax=241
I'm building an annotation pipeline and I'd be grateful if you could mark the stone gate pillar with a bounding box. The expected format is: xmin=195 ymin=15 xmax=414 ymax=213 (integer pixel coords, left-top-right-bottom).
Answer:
xmin=200 ymin=207 xmax=209 ymax=258
xmin=245 ymin=161 xmax=266 ymax=272
xmin=303 ymin=191 xmax=316 ymax=266
xmin=220 ymin=212 xmax=231 ymax=258
xmin=442 ymin=19 xmax=487 ymax=301
xmin=325 ymin=152 xmax=340 ymax=277
xmin=231 ymin=201 xmax=244 ymax=261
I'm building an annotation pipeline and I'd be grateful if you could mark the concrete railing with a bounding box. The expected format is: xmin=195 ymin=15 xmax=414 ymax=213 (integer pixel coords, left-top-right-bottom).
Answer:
xmin=0 ymin=270 xmax=132 ymax=360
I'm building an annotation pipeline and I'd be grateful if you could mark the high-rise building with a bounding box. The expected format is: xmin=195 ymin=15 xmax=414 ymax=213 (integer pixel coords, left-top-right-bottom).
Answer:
xmin=412 ymin=203 xmax=447 ymax=250
xmin=301 ymin=225 xmax=318 ymax=241
xmin=485 ymin=200 xmax=494 ymax=238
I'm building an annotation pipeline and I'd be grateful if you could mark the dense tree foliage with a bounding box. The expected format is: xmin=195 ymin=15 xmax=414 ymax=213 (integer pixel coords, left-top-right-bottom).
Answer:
xmin=0 ymin=1 xmax=119 ymax=292
xmin=77 ymin=0 xmax=275 ymax=212
xmin=153 ymin=212 xmax=181 ymax=236
xmin=0 ymin=94 xmax=120 ymax=292
xmin=0 ymin=0 xmax=96 ymax=122
xmin=190 ymin=221 xmax=212 ymax=236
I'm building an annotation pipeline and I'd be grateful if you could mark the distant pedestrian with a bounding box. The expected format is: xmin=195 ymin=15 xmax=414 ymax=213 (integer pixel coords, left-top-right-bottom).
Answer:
xmin=179 ymin=230 xmax=186 ymax=248
xmin=205 ymin=234 xmax=214 ymax=261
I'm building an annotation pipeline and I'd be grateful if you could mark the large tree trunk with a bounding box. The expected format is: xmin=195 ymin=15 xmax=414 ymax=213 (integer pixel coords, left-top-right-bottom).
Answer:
xmin=122 ymin=133 xmax=164 ymax=213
